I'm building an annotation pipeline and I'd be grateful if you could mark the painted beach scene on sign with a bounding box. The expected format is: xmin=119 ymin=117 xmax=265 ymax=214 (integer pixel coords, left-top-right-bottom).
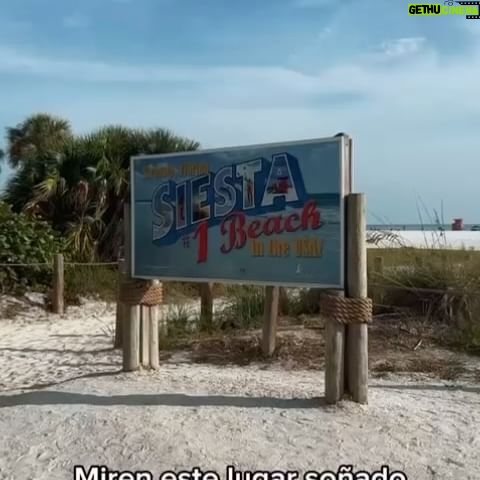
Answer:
xmin=131 ymin=137 xmax=346 ymax=287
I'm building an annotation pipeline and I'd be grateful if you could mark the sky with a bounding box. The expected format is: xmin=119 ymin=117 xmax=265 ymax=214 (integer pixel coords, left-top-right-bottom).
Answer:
xmin=0 ymin=0 xmax=479 ymax=224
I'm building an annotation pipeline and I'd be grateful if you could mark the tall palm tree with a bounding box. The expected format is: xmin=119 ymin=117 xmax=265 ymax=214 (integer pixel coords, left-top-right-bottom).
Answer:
xmin=5 ymin=116 xmax=200 ymax=260
xmin=86 ymin=126 xmax=200 ymax=259
xmin=3 ymin=113 xmax=72 ymax=209
xmin=6 ymin=113 xmax=72 ymax=169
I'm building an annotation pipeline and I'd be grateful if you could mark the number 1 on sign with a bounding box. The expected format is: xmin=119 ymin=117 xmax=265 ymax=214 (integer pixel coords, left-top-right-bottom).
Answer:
xmin=193 ymin=221 xmax=208 ymax=263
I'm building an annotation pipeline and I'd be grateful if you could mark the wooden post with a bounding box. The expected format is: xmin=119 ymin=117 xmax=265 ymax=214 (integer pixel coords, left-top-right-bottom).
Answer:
xmin=346 ymin=193 xmax=368 ymax=404
xmin=149 ymin=280 xmax=160 ymax=370
xmin=278 ymin=287 xmax=289 ymax=316
xmin=324 ymin=289 xmax=345 ymax=404
xmin=52 ymin=253 xmax=64 ymax=314
xmin=372 ymin=256 xmax=384 ymax=306
xmin=140 ymin=305 xmax=150 ymax=366
xmin=123 ymin=305 xmax=140 ymax=372
xmin=200 ymin=282 xmax=214 ymax=330
xmin=262 ymin=286 xmax=279 ymax=356
xmin=123 ymin=202 xmax=140 ymax=372
xmin=114 ymin=259 xmax=125 ymax=348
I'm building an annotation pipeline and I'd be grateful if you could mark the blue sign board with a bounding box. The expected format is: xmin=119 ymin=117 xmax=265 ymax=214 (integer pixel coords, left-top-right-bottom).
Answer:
xmin=130 ymin=135 xmax=351 ymax=288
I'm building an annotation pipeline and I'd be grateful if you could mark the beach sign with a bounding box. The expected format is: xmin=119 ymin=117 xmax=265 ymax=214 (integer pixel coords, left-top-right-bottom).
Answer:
xmin=130 ymin=135 xmax=351 ymax=288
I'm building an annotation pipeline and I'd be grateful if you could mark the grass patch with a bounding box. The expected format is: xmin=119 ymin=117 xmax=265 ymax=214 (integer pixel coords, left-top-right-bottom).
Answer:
xmin=164 ymin=303 xmax=194 ymax=335
xmin=217 ymin=285 xmax=265 ymax=330
xmin=367 ymin=247 xmax=479 ymax=269
xmin=64 ymin=264 xmax=118 ymax=304
xmin=367 ymin=246 xmax=480 ymax=353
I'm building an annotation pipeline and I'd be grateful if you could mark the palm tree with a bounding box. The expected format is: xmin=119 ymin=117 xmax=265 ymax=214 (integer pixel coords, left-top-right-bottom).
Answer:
xmin=4 ymin=115 xmax=200 ymax=260
xmin=6 ymin=113 xmax=72 ymax=169
xmin=3 ymin=113 xmax=72 ymax=209
xmin=87 ymin=126 xmax=200 ymax=259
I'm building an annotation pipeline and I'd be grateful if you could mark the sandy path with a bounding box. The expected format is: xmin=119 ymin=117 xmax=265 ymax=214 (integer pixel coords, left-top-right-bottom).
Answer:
xmin=1 ymin=297 xmax=479 ymax=480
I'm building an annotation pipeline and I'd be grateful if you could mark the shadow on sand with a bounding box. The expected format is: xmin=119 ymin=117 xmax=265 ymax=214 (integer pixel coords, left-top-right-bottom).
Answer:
xmin=371 ymin=383 xmax=480 ymax=394
xmin=3 ymin=382 xmax=478 ymax=409
xmin=0 ymin=390 xmax=325 ymax=409
xmin=0 ymin=347 xmax=115 ymax=355
xmin=0 ymin=370 xmax=122 ymax=393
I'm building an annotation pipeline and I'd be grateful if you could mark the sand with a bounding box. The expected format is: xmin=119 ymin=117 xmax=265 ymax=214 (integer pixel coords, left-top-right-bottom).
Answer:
xmin=367 ymin=230 xmax=480 ymax=250
xmin=1 ymin=294 xmax=480 ymax=480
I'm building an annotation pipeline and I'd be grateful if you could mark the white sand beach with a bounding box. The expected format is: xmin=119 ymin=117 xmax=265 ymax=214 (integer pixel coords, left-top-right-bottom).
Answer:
xmin=1 ymin=295 xmax=479 ymax=480
xmin=367 ymin=230 xmax=480 ymax=250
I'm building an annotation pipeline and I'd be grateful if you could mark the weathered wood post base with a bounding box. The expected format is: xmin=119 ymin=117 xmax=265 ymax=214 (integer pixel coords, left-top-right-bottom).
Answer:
xmin=262 ymin=286 xmax=279 ymax=356
xmin=140 ymin=305 xmax=150 ymax=367
xmin=346 ymin=193 xmax=369 ymax=404
xmin=147 ymin=280 xmax=162 ymax=370
xmin=200 ymin=282 xmax=214 ymax=330
xmin=346 ymin=323 xmax=368 ymax=402
xmin=122 ymin=202 xmax=139 ymax=372
xmin=321 ymin=193 xmax=371 ymax=405
xmin=52 ymin=253 xmax=64 ymax=315
xmin=120 ymin=279 xmax=163 ymax=372
xmin=114 ymin=259 xmax=126 ymax=348
xmin=278 ymin=287 xmax=289 ymax=316
xmin=123 ymin=305 xmax=140 ymax=371
xmin=323 ymin=289 xmax=345 ymax=404
xmin=149 ymin=285 xmax=160 ymax=370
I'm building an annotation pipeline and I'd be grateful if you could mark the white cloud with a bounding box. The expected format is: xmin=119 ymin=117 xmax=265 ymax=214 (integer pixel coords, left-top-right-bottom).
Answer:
xmin=380 ymin=37 xmax=426 ymax=58
xmin=0 ymin=39 xmax=478 ymax=113
xmin=63 ymin=13 xmax=90 ymax=29
xmin=0 ymin=46 xmax=351 ymax=95
xmin=1 ymin=35 xmax=480 ymax=220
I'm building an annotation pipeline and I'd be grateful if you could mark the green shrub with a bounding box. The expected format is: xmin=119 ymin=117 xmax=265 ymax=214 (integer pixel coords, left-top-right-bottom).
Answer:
xmin=0 ymin=202 xmax=66 ymax=293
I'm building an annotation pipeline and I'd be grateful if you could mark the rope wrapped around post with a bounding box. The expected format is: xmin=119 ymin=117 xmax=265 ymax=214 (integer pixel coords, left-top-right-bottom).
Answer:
xmin=320 ymin=294 xmax=373 ymax=324
xmin=119 ymin=279 xmax=163 ymax=306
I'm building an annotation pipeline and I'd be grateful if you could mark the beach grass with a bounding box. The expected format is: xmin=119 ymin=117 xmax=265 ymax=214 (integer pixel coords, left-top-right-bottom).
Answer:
xmin=3 ymin=241 xmax=479 ymax=354
xmin=367 ymin=247 xmax=479 ymax=268
xmin=367 ymin=247 xmax=480 ymax=353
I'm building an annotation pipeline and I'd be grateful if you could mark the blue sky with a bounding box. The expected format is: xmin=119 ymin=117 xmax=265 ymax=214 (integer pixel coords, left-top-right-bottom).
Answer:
xmin=0 ymin=0 xmax=479 ymax=223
